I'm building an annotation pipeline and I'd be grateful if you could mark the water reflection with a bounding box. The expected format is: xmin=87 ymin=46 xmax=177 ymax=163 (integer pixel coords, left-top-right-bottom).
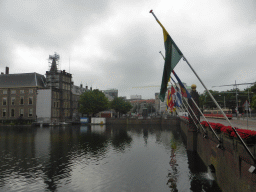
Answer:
xmin=167 ymin=139 xmax=178 ymax=191
xmin=111 ymin=127 xmax=132 ymax=153
xmin=0 ymin=125 xmax=221 ymax=192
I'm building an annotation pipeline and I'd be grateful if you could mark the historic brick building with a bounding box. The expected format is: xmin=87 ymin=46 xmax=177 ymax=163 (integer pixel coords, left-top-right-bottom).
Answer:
xmin=0 ymin=67 xmax=46 ymax=122
xmin=0 ymin=53 xmax=87 ymax=124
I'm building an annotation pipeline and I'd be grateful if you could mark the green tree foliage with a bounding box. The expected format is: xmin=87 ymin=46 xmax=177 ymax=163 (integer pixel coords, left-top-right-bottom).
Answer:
xmin=249 ymin=82 xmax=256 ymax=93
xmin=251 ymin=95 xmax=256 ymax=110
xmin=78 ymin=89 xmax=109 ymax=116
xmin=199 ymin=87 xmax=255 ymax=112
xmin=110 ymin=97 xmax=132 ymax=116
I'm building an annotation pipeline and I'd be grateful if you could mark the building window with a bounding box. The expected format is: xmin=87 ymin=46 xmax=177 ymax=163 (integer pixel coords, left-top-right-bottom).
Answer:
xmin=20 ymin=109 xmax=24 ymax=117
xmin=11 ymin=90 xmax=16 ymax=94
xmin=29 ymin=109 xmax=33 ymax=117
xmin=11 ymin=109 xmax=14 ymax=117
xmin=29 ymin=89 xmax=33 ymax=94
xmin=2 ymin=98 xmax=7 ymax=105
xmin=20 ymin=97 xmax=24 ymax=105
xmin=20 ymin=90 xmax=24 ymax=94
xmin=2 ymin=109 xmax=6 ymax=117
xmin=3 ymin=90 xmax=7 ymax=94
xmin=56 ymin=102 xmax=59 ymax=108
xmin=11 ymin=97 xmax=15 ymax=105
xmin=28 ymin=97 xmax=33 ymax=105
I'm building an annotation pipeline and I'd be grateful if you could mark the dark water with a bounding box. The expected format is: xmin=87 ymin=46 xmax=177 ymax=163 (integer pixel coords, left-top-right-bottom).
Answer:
xmin=0 ymin=124 xmax=222 ymax=192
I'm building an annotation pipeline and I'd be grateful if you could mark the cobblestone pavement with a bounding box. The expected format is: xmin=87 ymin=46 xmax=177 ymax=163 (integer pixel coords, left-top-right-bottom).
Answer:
xmin=200 ymin=117 xmax=256 ymax=130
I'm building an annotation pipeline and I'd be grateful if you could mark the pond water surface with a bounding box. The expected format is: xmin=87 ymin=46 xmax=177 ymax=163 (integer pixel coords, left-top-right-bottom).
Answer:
xmin=0 ymin=124 xmax=222 ymax=192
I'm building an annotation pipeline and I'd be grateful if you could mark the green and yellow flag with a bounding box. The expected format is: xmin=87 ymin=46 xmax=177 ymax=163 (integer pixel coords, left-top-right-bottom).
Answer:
xmin=157 ymin=20 xmax=183 ymax=102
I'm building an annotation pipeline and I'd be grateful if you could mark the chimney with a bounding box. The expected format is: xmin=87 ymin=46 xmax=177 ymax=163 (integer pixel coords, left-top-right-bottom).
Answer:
xmin=90 ymin=86 xmax=92 ymax=91
xmin=5 ymin=67 xmax=9 ymax=74
xmin=1 ymin=72 xmax=3 ymax=75
xmin=86 ymin=86 xmax=88 ymax=90
xmin=80 ymin=84 xmax=83 ymax=88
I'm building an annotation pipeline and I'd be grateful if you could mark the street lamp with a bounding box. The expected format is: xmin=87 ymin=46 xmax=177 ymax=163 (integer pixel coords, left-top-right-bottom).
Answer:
xmin=219 ymin=95 xmax=226 ymax=109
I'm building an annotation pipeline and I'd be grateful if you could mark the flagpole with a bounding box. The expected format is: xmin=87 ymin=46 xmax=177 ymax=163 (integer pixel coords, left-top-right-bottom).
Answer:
xmin=180 ymin=97 xmax=201 ymax=131
xmin=159 ymin=51 xmax=165 ymax=60
xmin=162 ymin=52 xmax=216 ymax=139
xmin=172 ymin=75 xmax=221 ymax=141
xmin=182 ymin=55 xmax=256 ymax=162
xmin=151 ymin=10 xmax=255 ymax=163
xmin=150 ymin=10 xmax=159 ymax=22
xmin=190 ymin=97 xmax=220 ymax=140
xmin=172 ymin=82 xmax=207 ymax=134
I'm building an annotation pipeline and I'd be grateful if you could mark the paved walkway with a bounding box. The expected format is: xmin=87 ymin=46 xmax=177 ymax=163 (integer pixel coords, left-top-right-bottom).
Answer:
xmin=200 ymin=117 xmax=256 ymax=130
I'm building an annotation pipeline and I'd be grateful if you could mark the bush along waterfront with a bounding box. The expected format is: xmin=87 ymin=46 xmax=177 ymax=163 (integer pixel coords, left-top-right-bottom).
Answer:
xmin=181 ymin=116 xmax=256 ymax=145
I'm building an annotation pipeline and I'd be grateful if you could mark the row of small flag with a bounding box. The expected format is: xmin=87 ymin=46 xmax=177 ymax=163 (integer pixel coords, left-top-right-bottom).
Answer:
xmin=166 ymin=71 xmax=192 ymax=112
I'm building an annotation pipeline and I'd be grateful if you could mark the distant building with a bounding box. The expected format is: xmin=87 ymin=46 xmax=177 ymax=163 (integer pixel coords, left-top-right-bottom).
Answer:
xmin=71 ymin=84 xmax=90 ymax=121
xmin=36 ymin=53 xmax=73 ymax=124
xmin=130 ymin=95 xmax=142 ymax=100
xmin=0 ymin=53 xmax=91 ymax=124
xmin=119 ymin=96 xmax=127 ymax=100
xmin=0 ymin=67 xmax=46 ymax=122
xmin=102 ymin=89 xmax=118 ymax=101
xmin=155 ymin=93 xmax=160 ymax=113
xmin=130 ymin=99 xmax=155 ymax=114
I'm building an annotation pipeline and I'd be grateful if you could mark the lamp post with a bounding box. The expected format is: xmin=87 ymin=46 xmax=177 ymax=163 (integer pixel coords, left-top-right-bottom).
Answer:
xmin=219 ymin=95 xmax=226 ymax=109
xmin=204 ymin=94 xmax=207 ymax=109
xmin=248 ymin=87 xmax=252 ymax=118
xmin=224 ymin=96 xmax=226 ymax=109
xmin=236 ymin=81 xmax=238 ymax=117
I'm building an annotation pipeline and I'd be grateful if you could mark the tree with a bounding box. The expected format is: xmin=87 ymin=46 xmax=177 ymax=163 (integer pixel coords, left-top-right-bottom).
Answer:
xmin=251 ymin=95 xmax=256 ymax=110
xmin=110 ymin=97 xmax=132 ymax=117
xmin=78 ymin=89 xmax=109 ymax=116
xmin=249 ymin=82 xmax=256 ymax=93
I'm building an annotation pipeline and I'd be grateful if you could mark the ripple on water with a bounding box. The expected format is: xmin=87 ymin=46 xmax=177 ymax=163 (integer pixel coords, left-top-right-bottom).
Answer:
xmin=0 ymin=125 xmax=222 ymax=192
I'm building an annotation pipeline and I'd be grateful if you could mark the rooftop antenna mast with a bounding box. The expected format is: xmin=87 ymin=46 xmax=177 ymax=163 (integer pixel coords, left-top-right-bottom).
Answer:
xmin=48 ymin=52 xmax=60 ymax=71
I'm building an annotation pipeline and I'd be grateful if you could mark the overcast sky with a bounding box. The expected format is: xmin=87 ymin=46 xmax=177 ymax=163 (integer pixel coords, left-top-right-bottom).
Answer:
xmin=1 ymin=0 xmax=256 ymax=99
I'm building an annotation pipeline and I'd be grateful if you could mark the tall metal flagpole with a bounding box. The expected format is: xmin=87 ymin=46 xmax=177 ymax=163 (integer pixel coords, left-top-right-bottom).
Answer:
xmin=161 ymin=51 xmax=220 ymax=141
xmin=151 ymin=9 xmax=256 ymax=163
xmin=182 ymin=56 xmax=256 ymax=162
xmin=180 ymin=99 xmax=199 ymax=127
xmin=168 ymin=70 xmax=207 ymax=134
xmin=236 ymin=80 xmax=238 ymax=117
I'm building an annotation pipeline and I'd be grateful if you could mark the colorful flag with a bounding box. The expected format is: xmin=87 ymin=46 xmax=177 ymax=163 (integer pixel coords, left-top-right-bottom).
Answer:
xmin=174 ymin=86 xmax=182 ymax=107
xmin=167 ymin=89 xmax=171 ymax=108
xmin=157 ymin=20 xmax=183 ymax=102
xmin=172 ymin=71 xmax=191 ymax=99
xmin=169 ymin=86 xmax=176 ymax=112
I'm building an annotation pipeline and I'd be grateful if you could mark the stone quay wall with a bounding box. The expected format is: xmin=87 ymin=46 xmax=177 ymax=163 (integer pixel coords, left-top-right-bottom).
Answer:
xmin=106 ymin=117 xmax=180 ymax=126
xmin=180 ymin=118 xmax=256 ymax=192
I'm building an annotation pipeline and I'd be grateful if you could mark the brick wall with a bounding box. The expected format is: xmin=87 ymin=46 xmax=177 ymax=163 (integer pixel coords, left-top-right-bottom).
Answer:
xmin=180 ymin=119 xmax=256 ymax=192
